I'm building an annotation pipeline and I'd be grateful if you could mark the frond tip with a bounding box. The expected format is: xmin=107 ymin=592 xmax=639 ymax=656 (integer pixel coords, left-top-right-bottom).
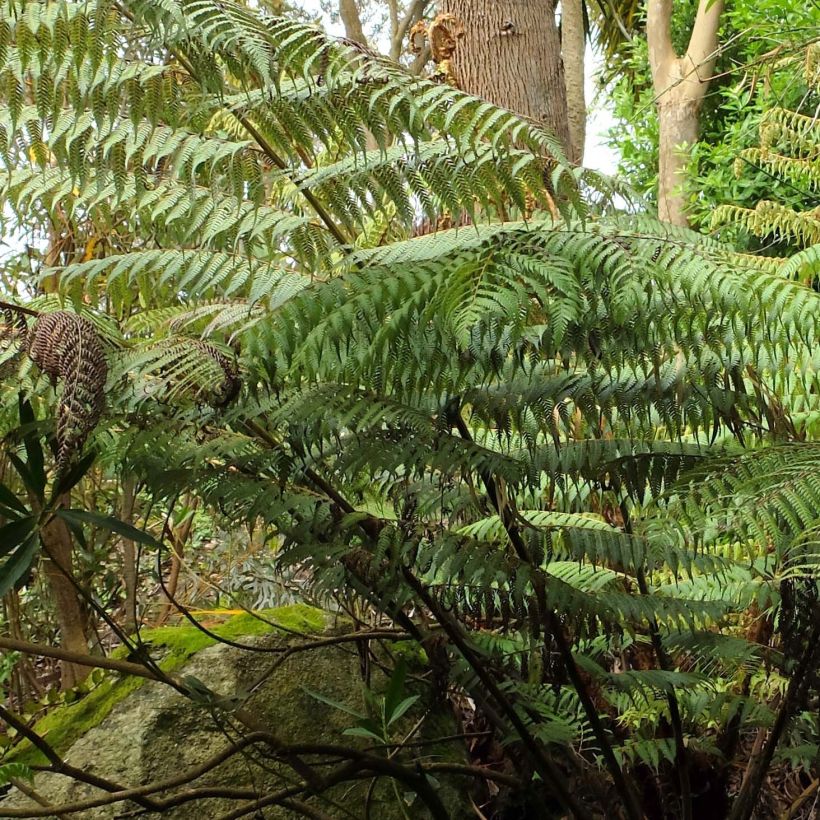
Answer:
xmin=25 ymin=311 xmax=108 ymax=473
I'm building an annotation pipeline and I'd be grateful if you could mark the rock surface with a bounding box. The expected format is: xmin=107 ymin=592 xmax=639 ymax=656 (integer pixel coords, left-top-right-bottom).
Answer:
xmin=0 ymin=606 xmax=468 ymax=818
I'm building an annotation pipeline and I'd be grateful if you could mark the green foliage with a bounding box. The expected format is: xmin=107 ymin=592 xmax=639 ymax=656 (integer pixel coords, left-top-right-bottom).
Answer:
xmin=604 ymin=0 xmax=820 ymax=237
xmin=0 ymin=2 xmax=817 ymax=818
xmin=710 ymin=62 xmax=820 ymax=255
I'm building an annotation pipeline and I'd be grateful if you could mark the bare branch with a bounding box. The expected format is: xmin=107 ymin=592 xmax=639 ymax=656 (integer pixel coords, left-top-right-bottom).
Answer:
xmin=0 ymin=635 xmax=160 ymax=681
xmin=0 ymin=704 xmax=161 ymax=813
xmin=392 ymin=0 xmax=428 ymax=62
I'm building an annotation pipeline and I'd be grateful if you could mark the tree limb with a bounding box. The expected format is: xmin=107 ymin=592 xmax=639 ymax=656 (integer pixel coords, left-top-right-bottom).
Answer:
xmin=647 ymin=0 xmax=675 ymax=88
xmin=339 ymin=0 xmax=367 ymax=46
xmin=0 ymin=704 xmax=162 ymax=813
xmin=0 ymin=635 xmax=160 ymax=681
xmin=392 ymin=0 xmax=428 ymax=62
xmin=685 ymin=0 xmax=725 ymax=84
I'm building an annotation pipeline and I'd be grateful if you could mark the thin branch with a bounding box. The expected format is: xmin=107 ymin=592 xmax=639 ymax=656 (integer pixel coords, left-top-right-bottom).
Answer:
xmin=0 ymin=704 xmax=161 ymax=813
xmin=218 ymin=783 xmax=338 ymax=820
xmin=728 ymin=622 xmax=820 ymax=820
xmin=424 ymin=762 xmax=521 ymax=789
xmin=241 ymin=630 xmax=410 ymax=703
xmin=0 ymin=299 xmax=39 ymax=317
xmin=620 ymin=497 xmax=692 ymax=820
xmin=0 ymin=635 xmax=160 ymax=681
xmin=14 ymin=733 xmax=278 ymax=814
xmin=392 ymin=0 xmax=428 ymax=63
xmin=7 ymin=779 xmax=71 ymax=820
xmin=400 ymin=568 xmax=593 ymax=820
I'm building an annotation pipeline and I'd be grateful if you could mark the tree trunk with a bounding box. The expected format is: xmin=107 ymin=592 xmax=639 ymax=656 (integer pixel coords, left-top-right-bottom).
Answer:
xmin=656 ymin=93 xmax=700 ymax=225
xmin=37 ymin=232 xmax=90 ymax=689
xmin=120 ymin=475 xmax=138 ymax=633
xmin=438 ymin=0 xmax=572 ymax=157
xmin=39 ymin=512 xmax=91 ymax=689
xmin=157 ymin=497 xmax=198 ymax=625
xmin=647 ymin=0 xmax=724 ymax=226
xmin=561 ymin=0 xmax=586 ymax=164
xmin=338 ymin=0 xmax=367 ymax=46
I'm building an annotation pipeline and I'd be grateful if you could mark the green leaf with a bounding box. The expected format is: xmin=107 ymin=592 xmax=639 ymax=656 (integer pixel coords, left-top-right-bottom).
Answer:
xmin=0 ymin=762 xmax=34 ymax=786
xmin=17 ymin=396 xmax=45 ymax=496
xmin=0 ymin=533 xmax=40 ymax=597
xmin=50 ymin=450 xmax=97 ymax=499
xmin=386 ymin=695 xmax=420 ymax=727
xmin=0 ymin=482 xmax=28 ymax=517
xmin=384 ymin=658 xmax=408 ymax=723
xmin=339 ymin=511 xmax=372 ymax=530
xmin=0 ymin=516 xmax=36 ymax=559
xmin=6 ymin=452 xmax=43 ymax=502
xmin=343 ymin=723 xmax=385 ymax=742
xmin=302 ymin=687 xmax=366 ymax=720
xmin=55 ymin=509 xmax=161 ymax=547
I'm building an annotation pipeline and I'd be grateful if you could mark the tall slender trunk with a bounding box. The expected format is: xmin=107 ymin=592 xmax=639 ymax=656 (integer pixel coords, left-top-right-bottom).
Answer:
xmin=157 ymin=497 xmax=198 ymax=625
xmin=647 ymin=0 xmax=724 ymax=226
xmin=438 ymin=0 xmax=572 ymax=157
xmin=39 ymin=509 xmax=91 ymax=689
xmin=39 ymin=232 xmax=90 ymax=689
xmin=120 ymin=475 xmax=138 ymax=633
xmin=561 ymin=0 xmax=586 ymax=164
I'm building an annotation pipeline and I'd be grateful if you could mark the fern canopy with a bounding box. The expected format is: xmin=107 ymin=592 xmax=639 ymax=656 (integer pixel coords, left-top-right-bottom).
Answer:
xmin=0 ymin=3 xmax=818 ymax=819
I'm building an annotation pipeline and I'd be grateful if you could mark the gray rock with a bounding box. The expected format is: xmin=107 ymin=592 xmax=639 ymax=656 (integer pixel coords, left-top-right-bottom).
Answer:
xmin=1 ymin=611 xmax=469 ymax=819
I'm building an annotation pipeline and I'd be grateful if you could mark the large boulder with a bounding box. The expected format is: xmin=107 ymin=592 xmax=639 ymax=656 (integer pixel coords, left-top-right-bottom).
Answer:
xmin=1 ymin=605 xmax=469 ymax=818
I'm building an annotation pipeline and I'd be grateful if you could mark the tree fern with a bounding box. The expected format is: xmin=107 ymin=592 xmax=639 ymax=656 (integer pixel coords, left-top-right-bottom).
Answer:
xmin=0 ymin=3 xmax=818 ymax=819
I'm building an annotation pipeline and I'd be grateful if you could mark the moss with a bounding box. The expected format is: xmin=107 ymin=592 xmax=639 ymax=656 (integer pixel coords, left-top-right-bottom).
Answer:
xmin=5 ymin=604 xmax=326 ymax=766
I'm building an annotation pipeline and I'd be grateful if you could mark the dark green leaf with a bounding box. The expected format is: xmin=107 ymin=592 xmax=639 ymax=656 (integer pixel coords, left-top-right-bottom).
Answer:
xmin=51 ymin=450 xmax=97 ymax=499
xmin=384 ymin=658 xmax=408 ymax=723
xmin=55 ymin=510 xmax=161 ymax=547
xmin=343 ymin=723 xmax=384 ymax=742
xmin=0 ymin=533 xmax=40 ymax=597
xmin=0 ymin=517 xmax=36 ymax=559
xmin=302 ymin=687 xmax=365 ymax=720
xmin=386 ymin=695 xmax=420 ymax=727
xmin=0 ymin=482 xmax=28 ymax=517
xmin=18 ymin=396 xmax=45 ymax=495
xmin=7 ymin=452 xmax=43 ymax=502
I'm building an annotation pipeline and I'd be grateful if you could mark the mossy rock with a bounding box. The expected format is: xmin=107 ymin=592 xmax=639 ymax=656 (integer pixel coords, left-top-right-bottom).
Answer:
xmin=1 ymin=606 xmax=470 ymax=819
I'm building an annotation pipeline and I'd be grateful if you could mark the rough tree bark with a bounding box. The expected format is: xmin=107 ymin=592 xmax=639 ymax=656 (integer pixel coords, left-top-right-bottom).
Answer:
xmin=438 ymin=0 xmax=572 ymax=157
xmin=648 ymin=0 xmax=724 ymax=226
xmin=561 ymin=0 xmax=586 ymax=164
